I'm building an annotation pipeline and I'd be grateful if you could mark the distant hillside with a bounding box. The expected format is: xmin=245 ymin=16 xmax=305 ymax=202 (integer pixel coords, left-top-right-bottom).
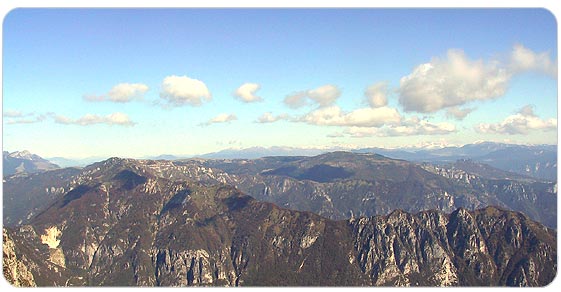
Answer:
xmin=46 ymin=156 xmax=108 ymax=168
xmin=203 ymin=152 xmax=557 ymax=228
xmin=198 ymin=146 xmax=335 ymax=159
xmin=439 ymin=159 xmax=534 ymax=182
xmin=3 ymin=150 xmax=60 ymax=177
xmin=354 ymin=142 xmax=557 ymax=181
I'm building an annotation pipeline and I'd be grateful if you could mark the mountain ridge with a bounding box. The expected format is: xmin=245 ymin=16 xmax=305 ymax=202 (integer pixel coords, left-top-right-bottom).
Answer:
xmin=4 ymin=180 xmax=556 ymax=287
xmin=3 ymin=150 xmax=60 ymax=177
xmin=2 ymin=151 xmax=557 ymax=286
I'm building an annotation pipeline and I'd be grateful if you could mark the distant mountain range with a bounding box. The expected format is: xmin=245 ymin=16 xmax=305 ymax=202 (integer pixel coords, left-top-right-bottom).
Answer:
xmin=31 ymin=142 xmax=557 ymax=181
xmin=151 ymin=142 xmax=559 ymax=181
xmin=3 ymin=150 xmax=60 ymax=176
xmin=354 ymin=142 xmax=557 ymax=181
xmin=197 ymin=146 xmax=339 ymax=159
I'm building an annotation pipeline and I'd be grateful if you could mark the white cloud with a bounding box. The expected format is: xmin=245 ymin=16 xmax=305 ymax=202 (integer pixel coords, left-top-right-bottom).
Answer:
xmin=398 ymin=45 xmax=557 ymax=114
xmin=307 ymin=85 xmax=341 ymax=107
xmin=365 ymin=82 xmax=388 ymax=108
xmin=6 ymin=115 xmax=47 ymax=125
xmin=284 ymin=91 xmax=308 ymax=109
xmin=283 ymin=84 xmax=341 ymax=109
xmin=475 ymin=105 xmax=556 ymax=135
xmin=445 ymin=106 xmax=475 ymax=120
xmin=256 ymin=112 xmax=288 ymax=123
xmin=399 ymin=49 xmax=510 ymax=113
xmin=160 ymin=75 xmax=211 ymax=106
xmin=234 ymin=83 xmax=263 ymax=103
xmin=336 ymin=117 xmax=456 ymax=138
xmin=292 ymin=101 xmax=452 ymax=137
xmin=202 ymin=113 xmax=237 ymax=126
xmin=83 ymin=83 xmax=149 ymax=103
xmin=510 ymin=44 xmax=557 ymax=76
xmin=381 ymin=117 xmax=456 ymax=136
xmin=3 ymin=110 xmax=25 ymax=118
xmin=4 ymin=111 xmax=46 ymax=124
xmin=54 ymin=112 xmax=135 ymax=126
xmin=108 ymin=83 xmax=149 ymax=102
xmin=300 ymin=106 xmax=401 ymax=127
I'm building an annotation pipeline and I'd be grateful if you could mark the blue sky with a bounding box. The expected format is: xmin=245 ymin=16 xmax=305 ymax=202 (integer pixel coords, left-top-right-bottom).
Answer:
xmin=2 ymin=8 xmax=558 ymax=158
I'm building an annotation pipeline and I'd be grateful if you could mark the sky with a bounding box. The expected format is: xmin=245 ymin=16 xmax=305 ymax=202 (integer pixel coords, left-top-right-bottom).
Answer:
xmin=1 ymin=8 xmax=558 ymax=159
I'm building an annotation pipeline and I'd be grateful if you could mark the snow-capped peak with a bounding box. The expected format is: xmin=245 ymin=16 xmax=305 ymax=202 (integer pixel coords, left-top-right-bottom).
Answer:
xmin=9 ymin=150 xmax=36 ymax=160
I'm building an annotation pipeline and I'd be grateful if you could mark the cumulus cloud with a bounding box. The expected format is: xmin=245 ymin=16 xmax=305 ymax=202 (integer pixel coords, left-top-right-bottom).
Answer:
xmin=445 ymin=106 xmax=475 ymax=120
xmin=307 ymin=85 xmax=341 ymax=107
xmin=256 ymin=112 xmax=288 ymax=123
xmin=399 ymin=49 xmax=510 ymax=113
xmin=365 ymin=82 xmax=388 ymax=108
xmin=84 ymin=83 xmax=149 ymax=103
xmin=510 ymin=44 xmax=557 ymax=76
xmin=475 ymin=105 xmax=556 ymax=135
xmin=398 ymin=45 xmax=556 ymax=114
xmin=234 ymin=83 xmax=263 ymax=103
xmin=54 ymin=112 xmax=135 ymax=126
xmin=201 ymin=113 xmax=237 ymax=126
xmin=160 ymin=75 xmax=212 ymax=106
xmin=283 ymin=84 xmax=341 ymax=109
xmin=300 ymin=106 xmax=401 ymax=127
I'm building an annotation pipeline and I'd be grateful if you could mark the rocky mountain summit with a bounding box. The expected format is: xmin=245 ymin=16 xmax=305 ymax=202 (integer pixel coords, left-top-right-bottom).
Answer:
xmin=3 ymin=150 xmax=60 ymax=177
xmin=2 ymin=157 xmax=556 ymax=286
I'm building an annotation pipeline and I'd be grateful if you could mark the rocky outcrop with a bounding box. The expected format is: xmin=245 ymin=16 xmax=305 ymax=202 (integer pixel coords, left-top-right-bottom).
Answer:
xmin=3 ymin=158 xmax=557 ymax=286
xmin=2 ymin=228 xmax=36 ymax=287
xmin=203 ymin=152 xmax=557 ymax=228
xmin=351 ymin=206 xmax=556 ymax=286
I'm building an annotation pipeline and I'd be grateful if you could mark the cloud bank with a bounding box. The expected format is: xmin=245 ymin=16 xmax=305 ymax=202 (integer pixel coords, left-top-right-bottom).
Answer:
xmin=300 ymin=106 xmax=401 ymax=127
xmin=475 ymin=105 xmax=556 ymax=135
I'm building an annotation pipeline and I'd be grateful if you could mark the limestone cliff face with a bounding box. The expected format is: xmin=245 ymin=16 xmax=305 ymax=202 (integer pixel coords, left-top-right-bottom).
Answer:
xmin=2 ymin=228 xmax=36 ymax=287
xmin=3 ymin=158 xmax=557 ymax=286
xmin=351 ymin=207 xmax=556 ymax=286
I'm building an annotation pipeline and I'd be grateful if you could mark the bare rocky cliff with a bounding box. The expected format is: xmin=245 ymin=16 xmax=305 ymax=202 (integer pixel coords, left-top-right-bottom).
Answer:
xmin=2 ymin=228 xmax=36 ymax=287
xmin=2 ymin=157 xmax=557 ymax=286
